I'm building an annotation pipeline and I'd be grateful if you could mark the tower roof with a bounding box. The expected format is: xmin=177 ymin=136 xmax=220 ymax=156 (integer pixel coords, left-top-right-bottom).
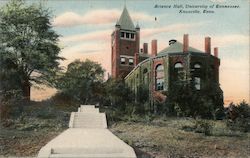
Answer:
xmin=116 ymin=6 xmax=135 ymax=31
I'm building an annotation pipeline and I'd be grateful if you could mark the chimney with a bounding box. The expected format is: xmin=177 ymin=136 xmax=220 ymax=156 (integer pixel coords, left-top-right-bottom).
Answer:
xmin=183 ymin=34 xmax=189 ymax=53
xmin=214 ymin=47 xmax=218 ymax=57
xmin=143 ymin=43 xmax=148 ymax=54
xmin=205 ymin=37 xmax=211 ymax=54
xmin=169 ymin=39 xmax=177 ymax=45
xmin=151 ymin=40 xmax=157 ymax=57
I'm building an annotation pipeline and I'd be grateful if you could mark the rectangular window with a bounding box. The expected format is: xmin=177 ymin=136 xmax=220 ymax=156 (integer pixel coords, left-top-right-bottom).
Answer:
xmin=129 ymin=58 xmax=134 ymax=65
xmin=121 ymin=32 xmax=124 ymax=38
xmin=126 ymin=33 xmax=130 ymax=38
xmin=131 ymin=33 xmax=134 ymax=39
xmin=120 ymin=57 xmax=126 ymax=64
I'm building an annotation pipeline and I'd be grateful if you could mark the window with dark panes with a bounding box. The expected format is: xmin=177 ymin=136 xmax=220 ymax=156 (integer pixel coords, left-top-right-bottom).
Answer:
xmin=126 ymin=33 xmax=130 ymax=38
xmin=121 ymin=32 xmax=125 ymax=38
xmin=131 ymin=33 xmax=134 ymax=39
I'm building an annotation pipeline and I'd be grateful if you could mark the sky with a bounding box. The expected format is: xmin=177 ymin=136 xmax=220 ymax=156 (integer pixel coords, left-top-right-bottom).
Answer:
xmin=0 ymin=0 xmax=249 ymax=105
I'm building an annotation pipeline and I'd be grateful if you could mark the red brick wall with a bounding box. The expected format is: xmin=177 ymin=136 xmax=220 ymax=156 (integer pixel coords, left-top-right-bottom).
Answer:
xmin=111 ymin=29 xmax=140 ymax=78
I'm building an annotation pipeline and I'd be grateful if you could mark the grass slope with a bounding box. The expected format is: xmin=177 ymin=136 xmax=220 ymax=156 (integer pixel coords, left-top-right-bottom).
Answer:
xmin=110 ymin=118 xmax=250 ymax=158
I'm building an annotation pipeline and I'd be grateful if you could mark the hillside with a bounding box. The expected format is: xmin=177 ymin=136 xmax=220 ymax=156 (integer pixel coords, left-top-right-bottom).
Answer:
xmin=0 ymin=103 xmax=249 ymax=157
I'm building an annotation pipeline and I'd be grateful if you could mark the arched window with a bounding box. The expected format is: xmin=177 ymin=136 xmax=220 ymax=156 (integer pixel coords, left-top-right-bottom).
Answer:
xmin=191 ymin=63 xmax=201 ymax=90
xmin=194 ymin=63 xmax=201 ymax=69
xmin=155 ymin=64 xmax=164 ymax=91
xmin=174 ymin=62 xmax=183 ymax=68
xmin=174 ymin=62 xmax=184 ymax=80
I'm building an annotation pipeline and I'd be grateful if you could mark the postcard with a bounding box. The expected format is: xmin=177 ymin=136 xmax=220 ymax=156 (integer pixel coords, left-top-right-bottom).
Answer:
xmin=0 ymin=0 xmax=249 ymax=157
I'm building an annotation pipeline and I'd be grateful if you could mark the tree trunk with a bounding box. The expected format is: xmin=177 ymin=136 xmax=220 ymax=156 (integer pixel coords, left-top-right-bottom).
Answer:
xmin=21 ymin=81 xmax=30 ymax=102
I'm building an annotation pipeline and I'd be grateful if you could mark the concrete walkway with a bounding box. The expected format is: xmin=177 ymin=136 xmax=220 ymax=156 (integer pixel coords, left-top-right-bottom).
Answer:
xmin=37 ymin=105 xmax=136 ymax=158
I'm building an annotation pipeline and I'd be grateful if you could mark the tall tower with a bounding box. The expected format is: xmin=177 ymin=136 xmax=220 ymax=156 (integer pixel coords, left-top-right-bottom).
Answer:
xmin=111 ymin=6 xmax=140 ymax=79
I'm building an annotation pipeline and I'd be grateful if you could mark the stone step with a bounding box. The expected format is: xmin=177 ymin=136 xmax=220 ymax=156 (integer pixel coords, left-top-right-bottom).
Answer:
xmin=74 ymin=118 xmax=103 ymax=121
xmin=73 ymin=123 xmax=103 ymax=126
xmin=73 ymin=121 xmax=103 ymax=124
xmin=73 ymin=125 xmax=103 ymax=127
xmin=79 ymin=109 xmax=99 ymax=112
xmin=38 ymin=104 xmax=136 ymax=157
xmin=73 ymin=126 xmax=104 ymax=128
xmin=74 ymin=119 xmax=103 ymax=122
xmin=73 ymin=119 xmax=103 ymax=122
xmin=75 ymin=113 xmax=101 ymax=116
xmin=74 ymin=114 xmax=102 ymax=117
xmin=52 ymin=147 xmax=123 ymax=154
xmin=80 ymin=105 xmax=96 ymax=108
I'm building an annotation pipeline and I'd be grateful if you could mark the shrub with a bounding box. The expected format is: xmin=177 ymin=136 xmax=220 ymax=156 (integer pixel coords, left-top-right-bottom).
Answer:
xmin=194 ymin=120 xmax=214 ymax=136
xmin=226 ymin=101 xmax=250 ymax=132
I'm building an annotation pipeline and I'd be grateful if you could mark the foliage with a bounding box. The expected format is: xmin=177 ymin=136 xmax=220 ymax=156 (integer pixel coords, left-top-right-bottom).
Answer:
xmin=226 ymin=101 xmax=250 ymax=132
xmin=0 ymin=0 xmax=63 ymax=101
xmin=194 ymin=119 xmax=214 ymax=136
xmin=100 ymin=79 xmax=154 ymax=122
xmin=101 ymin=78 xmax=135 ymax=119
xmin=166 ymin=79 xmax=224 ymax=119
xmin=56 ymin=59 xmax=104 ymax=104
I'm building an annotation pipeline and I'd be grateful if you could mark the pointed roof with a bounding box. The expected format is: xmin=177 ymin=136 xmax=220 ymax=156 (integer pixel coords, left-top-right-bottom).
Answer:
xmin=158 ymin=41 xmax=203 ymax=56
xmin=116 ymin=6 xmax=135 ymax=31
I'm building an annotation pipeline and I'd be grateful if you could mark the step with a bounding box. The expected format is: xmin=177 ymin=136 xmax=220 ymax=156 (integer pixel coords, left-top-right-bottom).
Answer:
xmin=52 ymin=147 xmax=123 ymax=154
xmin=74 ymin=113 xmax=102 ymax=116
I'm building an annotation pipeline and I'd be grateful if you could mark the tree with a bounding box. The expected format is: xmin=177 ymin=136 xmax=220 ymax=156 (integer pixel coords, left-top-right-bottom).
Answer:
xmin=56 ymin=59 xmax=104 ymax=104
xmin=103 ymin=78 xmax=134 ymax=109
xmin=0 ymin=0 xmax=63 ymax=101
xmin=167 ymin=79 xmax=224 ymax=119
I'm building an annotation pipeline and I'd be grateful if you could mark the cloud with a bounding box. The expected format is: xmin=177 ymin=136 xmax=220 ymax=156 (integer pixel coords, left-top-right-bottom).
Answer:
xmin=213 ymin=34 xmax=249 ymax=47
xmin=53 ymin=9 xmax=153 ymax=27
xmin=209 ymin=0 xmax=226 ymax=3
xmin=61 ymin=21 xmax=208 ymax=44
xmin=60 ymin=29 xmax=112 ymax=43
xmin=59 ymin=42 xmax=111 ymax=71
xmin=61 ymin=42 xmax=109 ymax=55
xmin=141 ymin=22 xmax=209 ymax=38
xmin=164 ymin=34 xmax=249 ymax=52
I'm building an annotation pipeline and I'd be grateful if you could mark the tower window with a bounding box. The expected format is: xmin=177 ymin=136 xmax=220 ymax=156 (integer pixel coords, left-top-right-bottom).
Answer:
xmin=126 ymin=33 xmax=130 ymax=38
xmin=120 ymin=57 xmax=125 ymax=64
xmin=129 ymin=58 xmax=134 ymax=65
xmin=121 ymin=32 xmax=125 ymax=38
xmin=131 ymin=33 xmax=134 ymax=39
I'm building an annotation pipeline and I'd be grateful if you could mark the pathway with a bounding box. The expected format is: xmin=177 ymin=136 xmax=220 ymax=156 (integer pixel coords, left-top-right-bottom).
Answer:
xmin=37 ymin=105 xmax=136 ymax=158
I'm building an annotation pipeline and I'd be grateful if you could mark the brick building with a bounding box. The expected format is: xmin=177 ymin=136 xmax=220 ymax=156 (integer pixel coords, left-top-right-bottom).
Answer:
xmin=111 ymin=7 xmax=223 ymax=108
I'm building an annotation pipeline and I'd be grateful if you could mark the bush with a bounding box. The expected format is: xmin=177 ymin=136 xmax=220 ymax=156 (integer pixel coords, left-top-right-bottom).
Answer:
xmin=167 ymin=80 xmax=224 ymax=119
xmin=226 ymin=101 xmax=250 ymax=132
xmin=194 ymin=120 xmax=214 ymax=136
